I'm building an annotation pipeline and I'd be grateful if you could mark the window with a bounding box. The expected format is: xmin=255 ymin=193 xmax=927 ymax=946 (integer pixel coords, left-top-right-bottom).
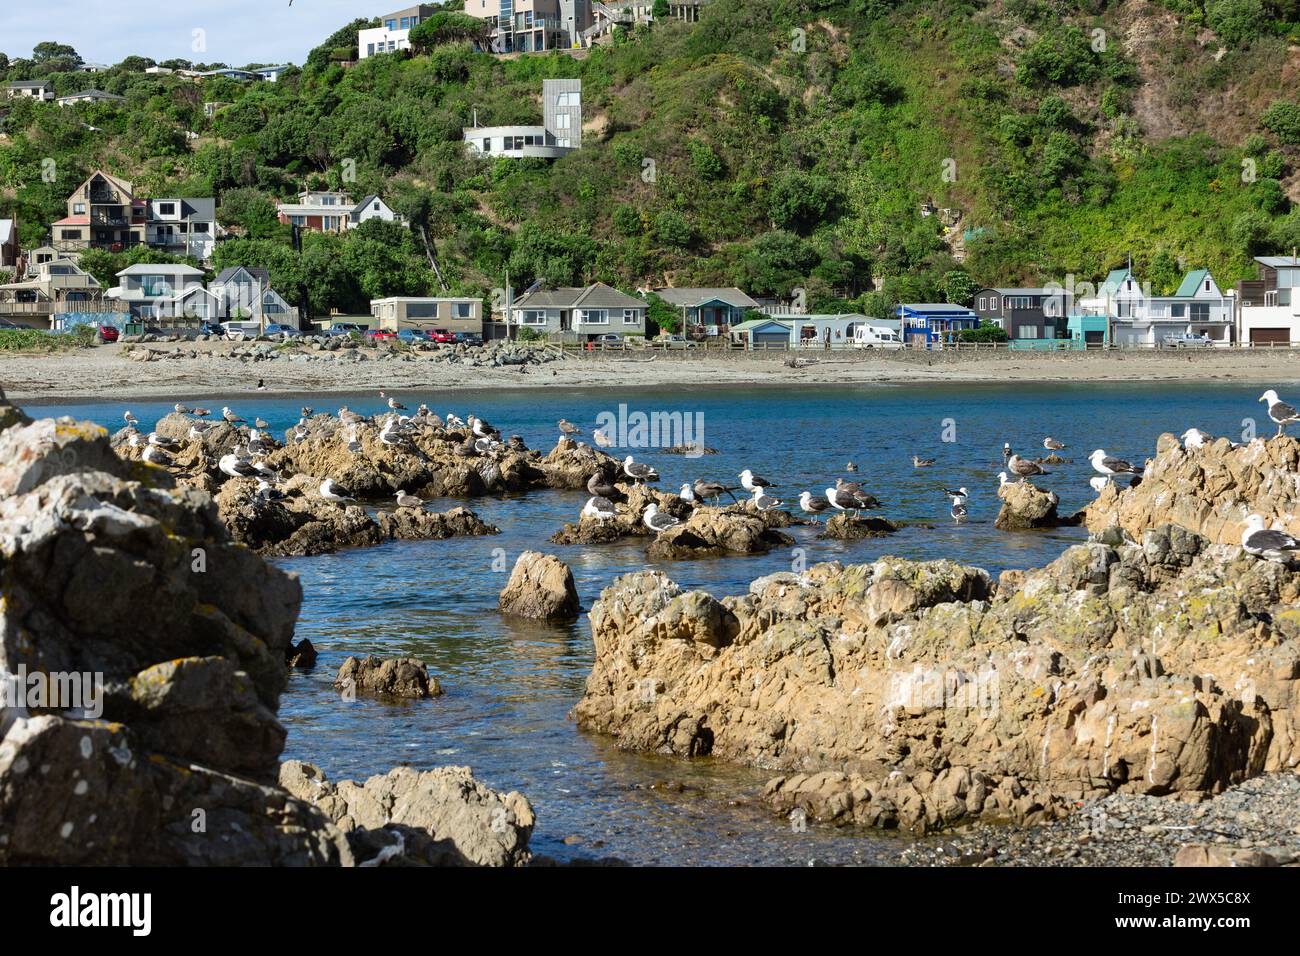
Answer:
xmin=367 ymin=43 xmax=375 ymax=56
xmin=1190 ymin=303 xmax=1209 ymax=322
xmin=554 ymin=92 xmax=578 ymax=107
xmin=556 ymin=114 xmax=570 ymax=130
xmin=582 ymin=310 xmax=609 ymax=324
xmin=158 ymin=202 xmax=175 ymax=216
xmin=73 ymin=203 xmax=86 ymax=214
xmin=193 ymin=222 xmax=209 ymax=233
xmin=373 ymin=201 xmax=381 ymax=211
xmin=481 ymin=138 xmax=492 ymax=152
xmin=1170 ymin=304 xmax=1185 ymax=318
xmin=1008 ymin=296 xmax=1030 ymax=309
xmin=60 ymin=229 xmax=80 ymax=239
xmin=454 ymin=303 xmax=472 ymax=318
xmin=1015 ymin=326 xmax=1040 ymax=339
xmin=519 ymin=310 xmax=547 ymax=326
xmin=623 ymin=309 xmax=639 ymax=324
xmin=384 ymin=19 xmax=397 ymax=29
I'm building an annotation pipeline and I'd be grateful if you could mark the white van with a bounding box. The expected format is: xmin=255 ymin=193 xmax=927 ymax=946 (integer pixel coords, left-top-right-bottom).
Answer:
xmin=853 ymin=324 xmax=903 ymax=349
xmin=223 ymin=320 xmax=263 ymax=341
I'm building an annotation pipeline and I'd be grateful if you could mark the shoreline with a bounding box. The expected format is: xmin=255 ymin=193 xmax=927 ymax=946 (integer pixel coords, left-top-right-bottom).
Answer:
xmin=4 ymin=342 xmax=1300 ymax=403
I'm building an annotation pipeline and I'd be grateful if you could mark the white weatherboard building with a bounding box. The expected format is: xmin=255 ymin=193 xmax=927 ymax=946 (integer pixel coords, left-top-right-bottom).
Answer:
xmin=358 ymin=4 xmax=438 ymax=58
xmin=464 ymin=78 xmax=582 ymax=158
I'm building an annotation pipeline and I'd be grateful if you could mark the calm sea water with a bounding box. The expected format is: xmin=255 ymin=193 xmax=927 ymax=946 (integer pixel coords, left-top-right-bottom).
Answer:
xmin=31 ymin=382 xmax=1272 ymax=864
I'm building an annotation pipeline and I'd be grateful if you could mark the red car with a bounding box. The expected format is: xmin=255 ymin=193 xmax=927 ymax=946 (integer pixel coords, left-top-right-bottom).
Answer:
xmin=430 ymin=329 xmax=458 ymax=344
xmin=364 ymin=329 xmax=396 ymax=341
xmin=98 ymin=324 xmax=119 ymax=343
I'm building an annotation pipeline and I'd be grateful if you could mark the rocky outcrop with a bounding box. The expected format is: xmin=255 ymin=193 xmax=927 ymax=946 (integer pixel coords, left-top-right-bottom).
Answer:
xmin=498 ymin=552 xmax=580 ymax=621
xmin=645 ymin=508 xmax=795 ymax=559
xmin=1086 ymin=432 xmax=1297 ymax=545
xmin=995 ymin=480 xmax=1063 ymax=530
xmin=0 ymin=394 xmax=535 ymax=866
xmin=820 ymin=513 xmax=899 ymax=539
xmin=575 ymin=526 xmax=1300 ymax=833
xmin=214 ymin=477 xmax=498 ymax=556
xmin=334 ymin=655 xmax=442 ymax=699
xmin=279 ymin=761 xmax=534 ymax=867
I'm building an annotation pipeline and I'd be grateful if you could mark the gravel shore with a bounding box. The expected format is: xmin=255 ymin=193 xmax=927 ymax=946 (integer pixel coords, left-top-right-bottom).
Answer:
xmin=4 ymin=339 xmax=1300 ymax=403
xmin=898 ymin=774 xmax=1300 ymax=867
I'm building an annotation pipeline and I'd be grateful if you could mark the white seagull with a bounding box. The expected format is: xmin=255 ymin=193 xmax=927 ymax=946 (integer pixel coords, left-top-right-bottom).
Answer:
xmin=1089 ymin=449 xmax=1142 ymax=478
xmin=395 ymin=489 xmax=423 ymax=508
xmin=739 ymin=468 xmax=775 ymax=492
xmin=750 ymin=485 xmax=783 ymax=512
xmin=643 ymin=503 xmax=681 ymax=534
xmin=799 ymin=491 xmax=830 ymax=520
xmin=679 ymin=482 xmax=696 ymax=503
xmin=623 ymin=455 xmax=659 ymax=483
xmin=1181 ymin=428 xmax=1212 ymax=450
xmin=1241 ymin=514 xmax=1300 ymax=561
xmin=948 ymin=489 xmax=968 ymax=523
xmin=221 ymin=406 xmax=246 ymax=425
xmin=582 ymin=496 xmax=617 ymax=524
xmin=123 ymin=410 xmax=138 ymax=425
xmin=320 ymin=478 xmax=354 ymax=505
xmin=1260 ymin=389 xmax=1300 ymax=436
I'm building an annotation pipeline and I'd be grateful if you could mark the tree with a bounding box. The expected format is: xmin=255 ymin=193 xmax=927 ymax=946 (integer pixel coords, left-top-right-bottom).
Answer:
xmin=217 ymin=188 xmax=285 ymax=239
xmin=958 ymin=321 xmax=1009 ymax=343
xmin=767 ymin=171 xmax=842 ymax=235
xmin=1207 ymin=0 xmax=1266 ymax=48
xmin=1263 ymin=101 xmax=1300 ymax=145
xmin=942 ymin=270 xmax=980 ymax=306
xmin=408 ymin=13 xmax=488 ymax=53
xmin=1016 ymin=28 xmax=1100 ymax=87
xmin=32 ymin=41 xmax=81 ymax=65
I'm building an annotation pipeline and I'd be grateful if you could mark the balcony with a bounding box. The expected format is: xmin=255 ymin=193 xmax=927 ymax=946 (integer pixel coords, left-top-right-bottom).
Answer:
xmin=87 ymin=188 xmax=121 ymax=204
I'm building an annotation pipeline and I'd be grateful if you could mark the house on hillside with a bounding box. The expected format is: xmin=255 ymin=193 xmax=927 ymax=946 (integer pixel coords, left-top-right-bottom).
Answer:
xmin=897 ymin=303 xmax=979 ymax=347
xmin=0 ymin=218 xmax=18 ymax=270
xmin=510 ymin=282 xmax=646 ymax=341
xmin=276 ymin=191 xmax=354 ymax=233
xmin=145 ymin=198 xmax=222 ymax=262
xmin=251 ymin=65 xmax=293 ymax=82
xmin=359 ymin=4 xmax=440 ymax=58
xmin=463 ymin=79 xmax=582 ymax=159
xmin=0 ymin=258 xmax=117 ymax=329
xmin=23 ymin=245 xmax=59 ymax=275
xmin=349 ymin=195 xmax=403 ymax=228
xmin=110 ymin=263 xmax=207 ymax=321
xmin=209 ymin=266 xmax=298 ymax=324
xmin=53 ymin=170 xmax=147 ymax=256
xmin=56 ymin=89 xmax=126 ymax=108
xmin=1238 ymin=255 xmax=1300 ymax=346
xmin=973 ymin=286 xmax=1073 ymax=342
xmin=3 ymin=80 xmax=55 ymax=102
xmin=651 ymin=286 xmax=758 ymax=337
xmin=465 ymin=0 xmax=592 ymax=53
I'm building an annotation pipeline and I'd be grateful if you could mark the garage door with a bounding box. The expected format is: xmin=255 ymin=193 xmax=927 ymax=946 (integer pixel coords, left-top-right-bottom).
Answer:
xmin=1250 ymin=328 xmax=1291 ymax=346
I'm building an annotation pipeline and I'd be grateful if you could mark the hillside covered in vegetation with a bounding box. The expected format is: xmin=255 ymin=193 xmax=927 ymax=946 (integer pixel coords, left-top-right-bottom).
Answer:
xmin=2 ymin=0 xmax=1300 ymax=319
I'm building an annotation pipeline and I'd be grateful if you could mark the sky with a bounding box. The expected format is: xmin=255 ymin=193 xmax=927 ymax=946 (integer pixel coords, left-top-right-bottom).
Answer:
xmin=1 ymin=0 xmax=386 ymax=67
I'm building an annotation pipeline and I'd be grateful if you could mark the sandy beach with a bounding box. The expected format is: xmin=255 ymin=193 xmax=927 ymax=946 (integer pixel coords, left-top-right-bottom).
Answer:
xmin=4 ymin=341 xmax=1300 ymax=403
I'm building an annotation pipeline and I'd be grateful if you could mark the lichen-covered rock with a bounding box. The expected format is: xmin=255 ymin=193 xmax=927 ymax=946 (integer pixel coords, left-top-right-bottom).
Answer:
xmin=334 ymin=655 xmax=442 ymax=699
xmin=820 ymin=513 xmax=898 ymax=540
xmin=575 ymin=526 xmax=1300 ymax=832
xmin=279 ymin=761 xmax=534 ymax=866
xmin=1086 ymin=432 xmax=1299 ymax=545
xmin=645 ymin=508 xmax=795 ymax=560
xmin=498 ymin=551 xmax=580 ymax=621
xmin=996 ymin=480 xmax=1062 ymax=530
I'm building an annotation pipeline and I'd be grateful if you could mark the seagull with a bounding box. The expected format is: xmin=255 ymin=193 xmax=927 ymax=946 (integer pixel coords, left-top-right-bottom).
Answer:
xmin=250 ymin=458 xmax=278 ymax=482
xmin=913 ymin=456 xmax=936 ymax=468
xmin=301 ymin=406 xmax=314 ymax=418
xmin=643 ymin=503 xmax=681 ymax=534
xmin=257 ymin=479 xmax=286 ymax=501
xmin=846 ymin=461 xmax=857 ymax=472
xmin=826 ymin=484 xmax=878 ymax=517
xmin=593 ymin=428 xmax=614 ymax=448
xmin=473 ymin=437 xmax=498 ymax=454
xmin=142 ymin=444 xmax=173 ymax=467
xmin=1241 ymin=514 xmax=1300 ymax=560
xmin=997 ymin=471 xmax=1018 ymax=489
xmin=395 ymin=489 xmax=423 ymax=508
xmin=293 ymin=419 xmax=309 ymax=442
xmin=582 ymin=496 xmax=617 ymax=524
xmin=942 ymin=486 xmax=968 ymax=503
xmin=387 ymin=396 xmax=408 ymax=412
xmin=739 ymin=469 xmax=775 ymax=492
xmin=623 ymin=456 xmax=659 ymax=483
xmin=1043 ymin=437 xmax=1066 ymax=451
xmin=1181 ymin=428 xmax=1212 ymax=450
xmin=218 ymin=452 xmax=258 ymax=479
xmin=188 ymin=422 xmax=212 ymax=441
xmin=445 ymin=413 xmax=466 ymax=430
xmin=319 ymin=478 xmax=354 ymax=505
xmin=192 ymin=407 xmax=211 ymax=417
xmin=799 ymin=491 xmax=830 ymax=520
xmin=147 ymin=431 xmax=178 ymax=449
xmin=222 ymin=406 xmax=245 ymax=425
xmin=174 ymin=403 xmax=196 ymax=414
xmin=123 ymin=410 xmax=138 ymax=425
xmin=470 ymin=415 xmax=499 ymax=440
xmin=558 ymin=419 xmax=581 ymax=437
xmin=254 ymin=417 xmax=270 ymax=430
xmin=1089 ymin=476 xmax=1110 ymax=493
xmin=127 ymin=431 xmax=142 ymax=448
xmin=679 ymin=482 xmax=696 ymax=503
xmin=1089 ymin=449 xmax=1142 ymax=478
xmin=1007 ymin=454 xmax=1049 ymax=480
xmin=946 ymin=488 xmax=968 ymax=522
xmin=1002 ymin=442 xmax=1012 ymax=464
xmin=346 ymin=429 xmax=363 ymax=454
xmin=750 ymin=486 xmax=783 ymax=512
xmin=379 ymin=418 xmax=410 ymax=447
xmin=255 ymin=379 xmax=266 ymax=391
xmin=588 ymin=469 xmax=619 ymax=499
xmin=693 ymin=478 xmax=736 ymax=505
xmin=1260 ymin=389 xmax=1300 ymax=436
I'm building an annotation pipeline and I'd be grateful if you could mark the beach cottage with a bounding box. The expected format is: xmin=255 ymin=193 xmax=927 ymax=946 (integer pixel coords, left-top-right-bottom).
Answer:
xmin=896 ymin=303 xmax=979 ymax=348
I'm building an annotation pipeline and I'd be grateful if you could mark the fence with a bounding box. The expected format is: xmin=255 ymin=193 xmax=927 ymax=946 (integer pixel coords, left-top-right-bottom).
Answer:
xmin=546 ymin=337 xmax=1300 ymax=356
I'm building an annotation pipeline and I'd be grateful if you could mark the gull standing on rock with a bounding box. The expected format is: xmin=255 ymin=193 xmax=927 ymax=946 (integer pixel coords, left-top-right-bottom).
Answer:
xmin=256 ymin=479 xmax=286 ymax=501
xmin=558 ymin=419 xmax=580 ymax=438
xmin=694 ymin=478 xmax=735 ymax=505
xmin=750 ymin=486 xmax=783 ymax=512
xmin=642 ymin=503 xmax=681 ymax=534
xmin=222 ymin=406 xmax=246 ymax=425
xmin=739 ymin=469 xmax=775 ymax=492
xmin=593 ymin=428 xmax=614 ymax=448
xmin=123 ymin=410 xmax=139 ymax=426
xmin=1181 ymin=427 xmax=1213 ymax=450
xmin=947 ymin=488 xmax=968 ymax=523
xmin=679 ymin=482 xmax=696 ymax=504
xmin=1043 ymin=437 xmax=1066 ymax=451
xmin=1007 ymin=454 xmax=1049 ymax=481
xmin=142 ymin=443 xmax=173 ymax=467
xmin=1089 ymin=449 xmax=1142 ymax=479
xmin=218 ymin=452 xmax=258 ymax=480
xmin=623 ymin=455 xmax=659 ymax=483
xmin=320 ymin=478 xmax=354 ymax=505
xmin=1260 ymin=390 xmax=1300 ymax=436
xmin=582 ymin=496 xmax=617 ymax=524
xmin=798 ymin=491 xmax=830 ymax=520
xmin=395 ymin=489 xmax=423 ymax=509
xmin=1241 ymin=514 xmax=1300 ymax=561
xmin=826 ymin=484 xmax=877 ymax=518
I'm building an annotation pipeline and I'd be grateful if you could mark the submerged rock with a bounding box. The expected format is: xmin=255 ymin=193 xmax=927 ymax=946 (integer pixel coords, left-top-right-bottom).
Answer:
xmin=334 ymin=655 xmax=442 ymax=699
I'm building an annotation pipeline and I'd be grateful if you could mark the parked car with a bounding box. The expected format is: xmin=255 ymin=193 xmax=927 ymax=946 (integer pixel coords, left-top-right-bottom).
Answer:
xmin=592 ymin=333 xmax=624 ymax=349
xmin=458 ymin=332 xmax=483 ymax=346
xmin=1162 ymin=332 xmax=1213 ymax=348
xmin=264 ymin=323 xmax=303 ymax=339
xmin=852 ymin=325 xmax=904 ymax=349
xmin=0 ymin=319 xmax=22 ymax=330
xmin=97 ymin=324 xmax=119 ymax=343
xmin=656 ymin=334 xmax=696 ymax=349
xmin=328 ymin=323 xmax=367 ymax=336
xmin=223 ymin=320 xmax=262 ymax=341
xmin=364 ymin=329 xmax=397 ymax=341
xmin=198 ymin=321 xmax=225 ymax=337
xmin=396 ymin=328 xmax=432 ymax=343
xmin=429 ymin=329 xmax=458 ymax=344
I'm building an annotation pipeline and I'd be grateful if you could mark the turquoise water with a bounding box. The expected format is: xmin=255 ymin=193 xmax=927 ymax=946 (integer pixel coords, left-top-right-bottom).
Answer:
xmin=31 ymin=382 xmax=1272 ymax=864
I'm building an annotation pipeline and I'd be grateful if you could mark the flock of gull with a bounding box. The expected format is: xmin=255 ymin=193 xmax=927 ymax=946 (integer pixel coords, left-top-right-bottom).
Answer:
xmin=116 ymin=386 xmax=1300 ymax=560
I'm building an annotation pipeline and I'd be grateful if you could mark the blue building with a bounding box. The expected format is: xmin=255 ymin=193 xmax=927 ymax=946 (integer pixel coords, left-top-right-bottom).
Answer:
xmin=896 ymin=303 xmax=979 ymax=348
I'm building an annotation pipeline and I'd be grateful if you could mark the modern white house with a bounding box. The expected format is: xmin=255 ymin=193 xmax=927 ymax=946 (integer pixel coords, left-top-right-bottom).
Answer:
xmin=463 ymin=78 xmax=582 ymax=159
xmin=348 ymin=195 xmax=402 ymax=228
xmin=358 ymin=4 xmax=438 ymax=58
xmin=1237 ymin=255 xmax=1300 ymax=346
xmin=465 ymin=0 xmax=592 ymax=53
xmin=55 ymin=89 xmax=127 ymax=108
xmin=250 ymin=65 xmax=293 ymax=82
xmin=3 ymin=80 xmax=55 ymax=102
xmin=1081 ymin=266 xmax=1234 ymax=346
xmin=510 ymin=282 xmax=646 ymax=341
xmin=145 ymin=198 xmax=222 ymax=261
xmin=276 ymin=191 xmax=402 ymax=232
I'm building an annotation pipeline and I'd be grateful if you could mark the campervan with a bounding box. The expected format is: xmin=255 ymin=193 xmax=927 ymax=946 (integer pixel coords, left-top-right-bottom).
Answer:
xmin=853 ymin=324 xmax=903 ymax=349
